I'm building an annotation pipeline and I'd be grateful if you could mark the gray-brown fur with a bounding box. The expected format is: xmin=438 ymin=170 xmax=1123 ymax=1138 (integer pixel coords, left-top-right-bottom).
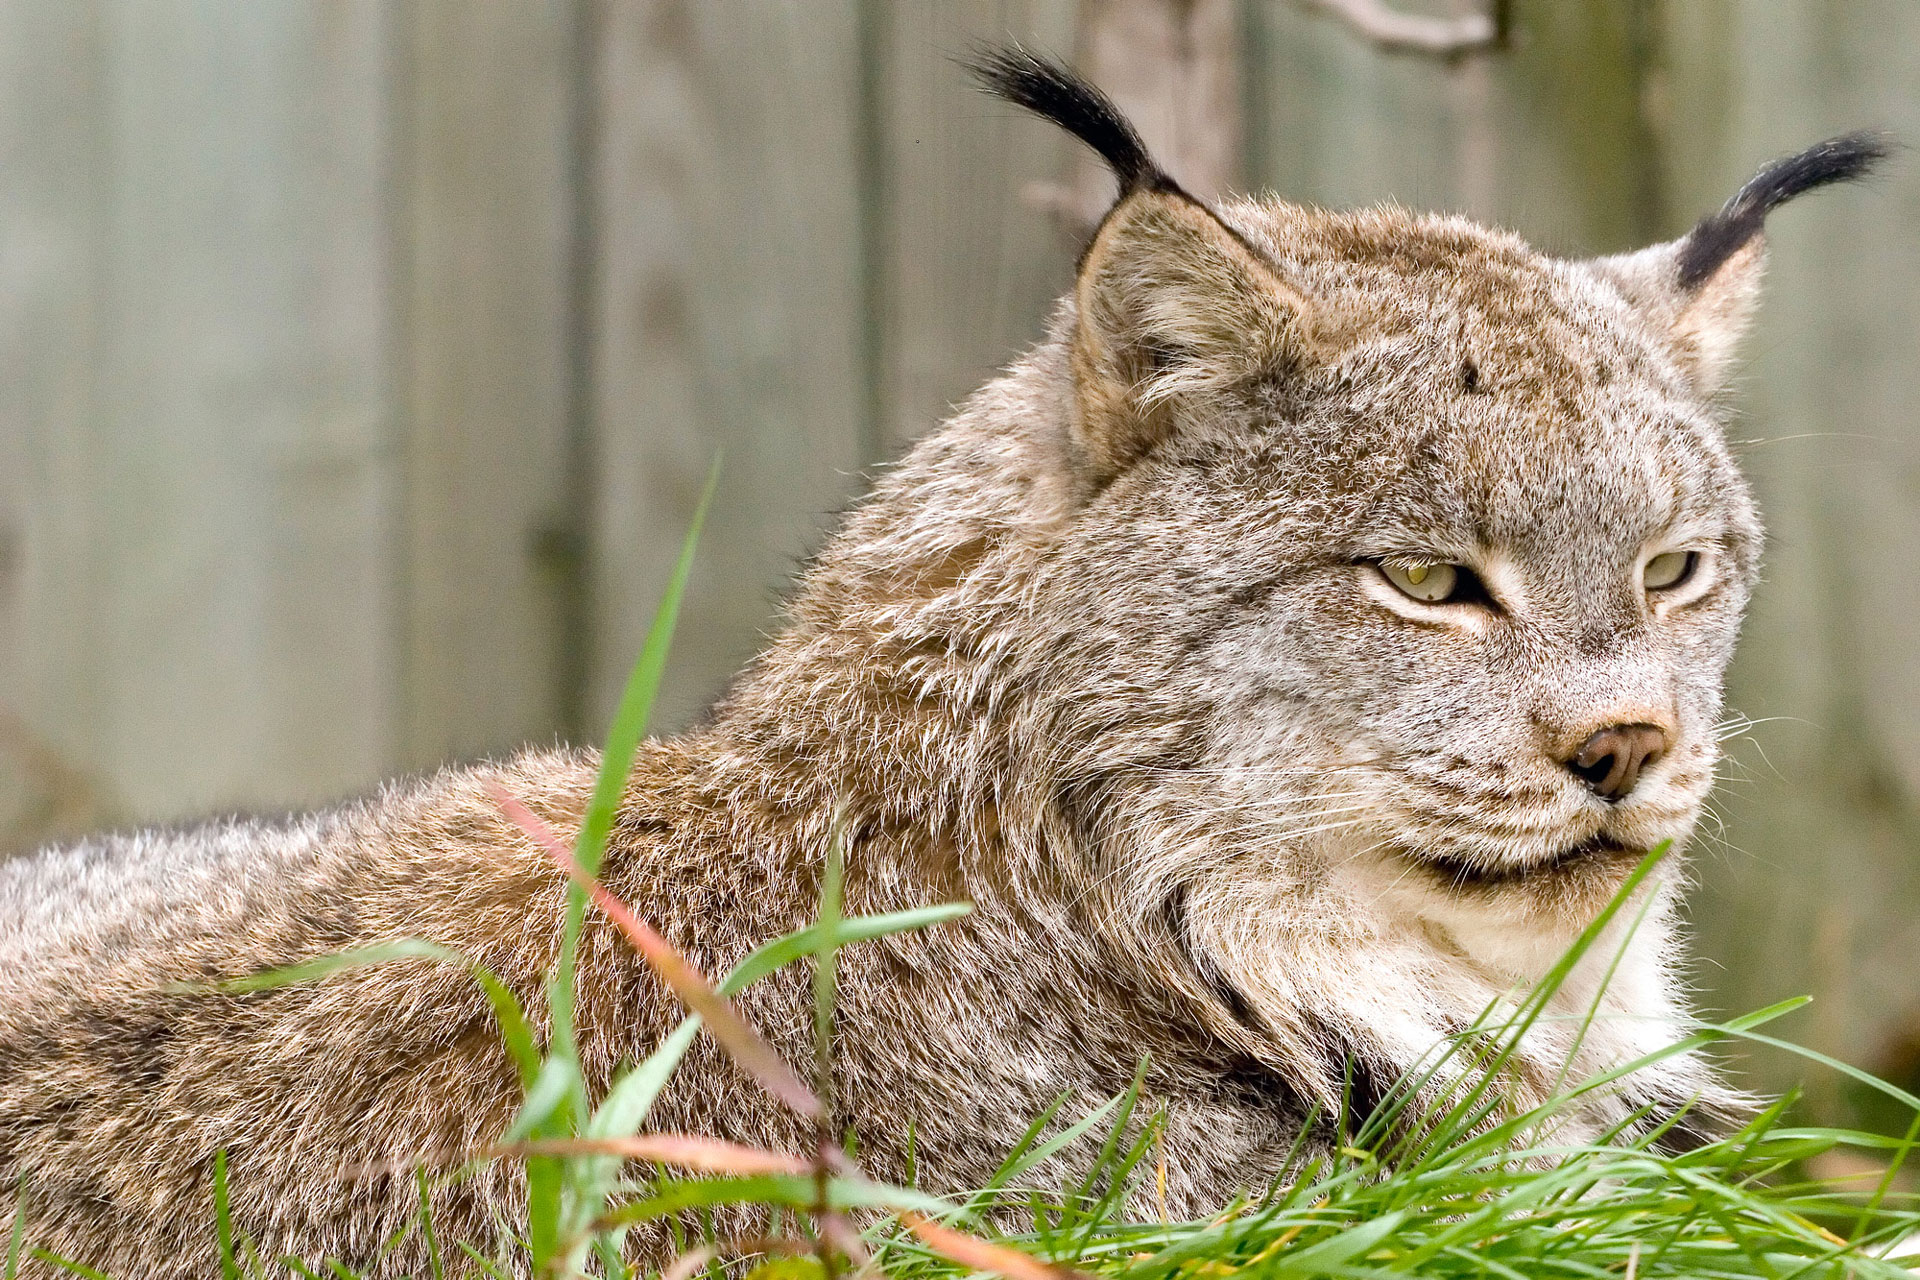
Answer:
xmin=0 ymin=50 xmax=1884 ymax=1276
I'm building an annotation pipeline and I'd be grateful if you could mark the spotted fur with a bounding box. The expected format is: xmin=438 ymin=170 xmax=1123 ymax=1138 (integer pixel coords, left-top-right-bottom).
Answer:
xmin=0 ymin=49 xmax=1883 ymax=1277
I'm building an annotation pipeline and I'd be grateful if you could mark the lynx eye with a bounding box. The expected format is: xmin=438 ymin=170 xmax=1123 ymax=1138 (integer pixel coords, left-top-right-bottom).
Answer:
xmin=1643 ymin=550 xmax=1698 ymax=592
xmin=1378 ymin=560 xmax=1462 ymax=603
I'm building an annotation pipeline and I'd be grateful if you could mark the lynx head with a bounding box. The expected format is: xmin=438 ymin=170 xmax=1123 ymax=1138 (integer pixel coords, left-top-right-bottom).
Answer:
xmin=732 ymin=49 xmax=1883 ymax=1123
xmin=909 ymin=50 xmax=1886 ymax=1106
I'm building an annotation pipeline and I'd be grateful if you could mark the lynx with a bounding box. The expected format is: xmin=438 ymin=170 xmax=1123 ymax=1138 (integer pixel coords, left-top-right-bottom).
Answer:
xmin=0 ymin=47 xmax=1885 ymax=1276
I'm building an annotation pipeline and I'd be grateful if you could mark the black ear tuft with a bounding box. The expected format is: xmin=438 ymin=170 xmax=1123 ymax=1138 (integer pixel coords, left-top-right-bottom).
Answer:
xmin=964 ymin=44 xmax=1171 ymax=195
xmin=1675 ymin=130 xmax=1893 ymax=290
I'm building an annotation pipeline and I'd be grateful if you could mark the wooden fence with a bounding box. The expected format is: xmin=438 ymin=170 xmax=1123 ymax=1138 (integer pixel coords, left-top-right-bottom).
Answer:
xmin=2 ymin=0 xmax=1916 ymax=1111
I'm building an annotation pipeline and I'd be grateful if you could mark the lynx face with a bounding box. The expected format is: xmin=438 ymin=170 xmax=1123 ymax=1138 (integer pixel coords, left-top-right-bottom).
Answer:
xmin=1036 ymin=218 xmax=1761 ymax=917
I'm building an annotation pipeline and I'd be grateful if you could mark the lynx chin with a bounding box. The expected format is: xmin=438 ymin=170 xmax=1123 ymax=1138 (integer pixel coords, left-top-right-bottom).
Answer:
xmin=0 ymin=46 xmax=1888 ymax=1277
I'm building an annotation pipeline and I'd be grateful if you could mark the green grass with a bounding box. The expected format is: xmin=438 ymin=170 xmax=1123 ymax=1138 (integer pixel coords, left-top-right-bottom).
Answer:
xmin=17 ymin=476 xmax=1920 ymax=1277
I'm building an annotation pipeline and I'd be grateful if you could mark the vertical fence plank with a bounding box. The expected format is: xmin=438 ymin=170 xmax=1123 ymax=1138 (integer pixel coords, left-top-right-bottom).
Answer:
xmin=1072 ymin=0 xmax=1244 ymax=207
xmin=398 ymin=1 xmax=578 ymax=768
xmin=868 ymin=0 xmax=1081 ymax=455
xmin=1248 ymin=0 xmax=1655 ymax=253
xmin=2 ymin=1 xmax=400 ymax=834
xmin=97 ymin=1 xmax=401 ymax=819
xmin=588 ymin=0 xmax=873 ymax=731
xmin=0 ymin=0 xmax=113 ymax=849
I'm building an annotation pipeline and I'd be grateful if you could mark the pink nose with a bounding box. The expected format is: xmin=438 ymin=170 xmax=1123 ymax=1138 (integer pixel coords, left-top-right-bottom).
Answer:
xmin=1563 ymin=724 xmax=1669 ymax=801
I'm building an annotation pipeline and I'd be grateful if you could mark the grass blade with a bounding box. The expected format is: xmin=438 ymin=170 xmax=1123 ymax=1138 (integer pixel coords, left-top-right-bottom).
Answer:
xmin=214 ymin=1150 xmax=239 ymax=1280
xmin=715 ymin=904 xmax=971 ymax=998
xmin=599 ymin=1175 xmax=954 ymax=1227
xmin=498 ymin=1136 xmax=811 ymax=1176
xmin=4 ymin=1180 xmax=26 ymax=1280
xmin=503 ymin=1056 xmax=583 ymax=1145
xmin=576 ymin=456 xmax=719 ymax=881
xmin=549 ymin=456 xmax=718 ymax=1088
xmin=899 ymin=1211 xmax=1092 ymax=1280
xmin=27 ymin=1251 xmax=114 ymax=1280
xmin=415 ymin=1168 xmax=445 ymax=1280
xmin=468 ymin=966 xmax=542 ymax=1091
xmin=490 ymin=783 xmax=820 ymax=1120
xmin=587 ymin=1019 xmax=703 ymax=1141
xmin=174 ymin=938 xmax=467 ymax=994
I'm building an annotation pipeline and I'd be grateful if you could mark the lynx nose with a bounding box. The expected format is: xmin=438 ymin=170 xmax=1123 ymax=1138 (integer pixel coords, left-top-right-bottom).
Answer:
xmin=1563 ymin=724 xmax=1669 ymax=801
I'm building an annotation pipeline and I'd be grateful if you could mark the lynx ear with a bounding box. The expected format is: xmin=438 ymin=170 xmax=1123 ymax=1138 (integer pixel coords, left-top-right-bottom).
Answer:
xmin=1595 ymin=131 xmax=1889 ymax=395
xmin=971 ymin=46 xmax=1318 ymax=481
xmin=1068 ymin=186 xmax=1317 ymax=479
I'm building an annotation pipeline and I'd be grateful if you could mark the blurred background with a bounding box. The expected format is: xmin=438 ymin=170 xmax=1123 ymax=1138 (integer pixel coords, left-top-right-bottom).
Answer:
xmin=1 ymin=0 xmax=1915 ymax=1125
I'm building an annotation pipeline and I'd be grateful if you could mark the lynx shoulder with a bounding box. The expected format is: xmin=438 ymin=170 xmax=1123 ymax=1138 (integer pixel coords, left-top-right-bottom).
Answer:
xmin=0 ymin=47 xmax=1886 ymax=1276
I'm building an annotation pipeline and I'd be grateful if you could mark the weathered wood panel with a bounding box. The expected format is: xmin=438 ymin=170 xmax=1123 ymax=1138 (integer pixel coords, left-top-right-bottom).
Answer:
xmin=2 ymin=1 xmax=399 ymax=829
xmin=398 ymin=1 xmax=579 ymax=767
xmin=1249 ymin=0 xmax=1657 ymax=252
xmin=586 ymin=0 xmax=873 ymax=732
xmin=0 ymin=0 xmax=112 ymax=849
xmin=97 ymin=2 xmax=401 ymax=818
xmin=867 ymin=0 xmax=1080 ymax=455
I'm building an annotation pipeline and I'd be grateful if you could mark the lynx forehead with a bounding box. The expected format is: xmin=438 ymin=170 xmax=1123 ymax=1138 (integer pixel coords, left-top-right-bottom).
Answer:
xmin=0 ymin=45 xmax=1886 ymax=1275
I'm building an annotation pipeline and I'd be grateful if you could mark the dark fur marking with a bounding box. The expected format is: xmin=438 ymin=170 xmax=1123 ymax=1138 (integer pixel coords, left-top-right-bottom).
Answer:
xmin=1209 ymin=1053 xmax=1311 ymax=1118
xmin=1643 ymin=1091 xmax=1730 ymax=1155
xmin=1407 ymin=834 xmax=1641 ymax=897
xmin=1159 ymin=888 xmax=1315 ymax=1121
xmin=1161 ymin=885 xmax=1263 ymax=1032
xmin=1296 ymin=1010 xmax=1403 ymax=1144
xmin=1051 ymin=774 xmax=1111 ymax=850
xmin=1676 ymin=131 xmax=1891 ymax=291
xmin=292 ymin=901 xmax=362 ymax=949
xmin=968 ymin=42 xmax=1310 ymax=334
xmin=84 ymin=1007 xmax=175 ymax=1087
xmin=965 ymin=45 xmax=1164 ymax=194
xmin=1332 ymin=1042 xmax=1394 ymax=1139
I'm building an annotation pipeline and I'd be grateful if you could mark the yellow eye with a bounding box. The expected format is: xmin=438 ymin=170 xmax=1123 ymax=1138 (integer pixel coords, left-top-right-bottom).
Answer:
xmin=1380 ymin=560 xmax=1461 ymax=603
xmin=1644 ymin=550 xmax=1698 ymax=592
